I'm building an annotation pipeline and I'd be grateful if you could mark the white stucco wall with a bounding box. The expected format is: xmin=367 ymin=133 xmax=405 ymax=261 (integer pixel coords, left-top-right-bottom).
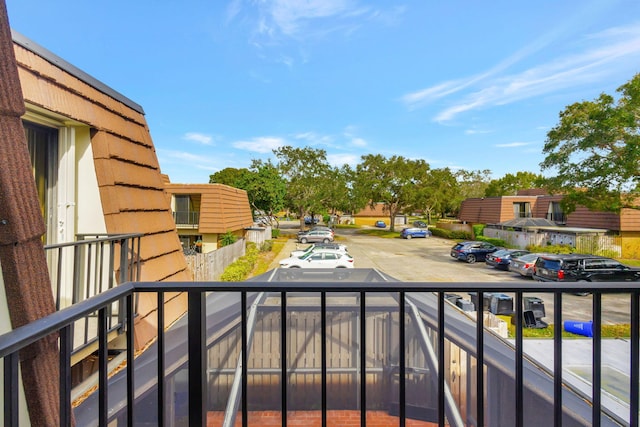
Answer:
xmin=75 ymin=127 xmax=106 ymax=235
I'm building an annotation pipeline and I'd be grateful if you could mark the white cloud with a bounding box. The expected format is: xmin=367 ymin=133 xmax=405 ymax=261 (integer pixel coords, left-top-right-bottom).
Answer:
xmin=403 ymin=22 xmax=640 ymax=122
xmin=183 ymin=132 xmax=213 ymax=145
xmin=465 ymin=129 xmax=492 ymax=135
xmin=495 ymin=142 xmax=531 ymax=148
xmin=351 ymin=137 xmax=367 ymax=147
xmin=232 ymin=136 xmax=286 ymax=153
xmin=328 ymin=153 xmax=359 ymax=166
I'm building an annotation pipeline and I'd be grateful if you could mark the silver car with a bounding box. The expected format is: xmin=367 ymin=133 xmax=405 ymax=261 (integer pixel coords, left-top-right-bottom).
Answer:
xmin=508 ymin=253 xmax=543 ymax=277
xmin=297 ymin=230 xmax=334 ymax=244
xmin=290 ymin=243 xmax=348 ymax=258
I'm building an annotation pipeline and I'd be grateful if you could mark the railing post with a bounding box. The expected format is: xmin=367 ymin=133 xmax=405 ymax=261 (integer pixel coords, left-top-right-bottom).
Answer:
xmin=631 ymin=291 xmax=639 ymax=427
xmin=60 ymin=325 xmax=72 ymax=427
xmin=188 ymin=291 xmax=206 ymax=427
xmin=554 ymin=291 xmax=563 ymax=427
xmin=476 ymin=290 xmax=484 ymax=427
xmin=4 ymin=352 xmax=19 ymax=426
xmin=158 ymin=292 xmax=166 ymax=427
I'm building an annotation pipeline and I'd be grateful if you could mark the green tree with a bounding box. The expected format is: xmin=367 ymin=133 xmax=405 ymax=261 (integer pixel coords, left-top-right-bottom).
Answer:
xmin=414 ymin=167 xmax=458 ymax=223
xmin=540 ymin=73 xmax=640 ymax=213
xmin=484 ymin=171 xmax=545 ymax=197
xmin=210 ymin=163 xmax=286 ymax=226
xmin=451 ymin=169 xmax=492 ymax=216
xmin=354 ymin=154 xmax=430 ymax=232
xmin=273 ymin=146 xmax=332 ymax=230
xmin=244 ymin=160 xmax=287 ymax=226
xmin=209 ymin=167 xmax=248 ymax=188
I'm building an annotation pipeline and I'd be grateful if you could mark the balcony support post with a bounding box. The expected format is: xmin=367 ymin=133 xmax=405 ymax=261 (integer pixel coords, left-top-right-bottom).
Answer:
xmin=631 ymin=291 xmax=639 ymax=427
xmin=4 ymin=351 xmax=19 ymax=426
xmin=157 ymin=292 xmax=165 ymax=427
xmin=476 ymin=290 xmax=484 ymax=427
xmin=60 ymin=325 xmax=72 ymax=427
xmin=515 ymin=292 xmax=523 ymax=427
xmin=188 ymin=291 xmax=206 ymax=427
xmin=593 ymin=292 xmax=602 ymax=427
xmin=553 ymin=291 xmax=563 ymax=427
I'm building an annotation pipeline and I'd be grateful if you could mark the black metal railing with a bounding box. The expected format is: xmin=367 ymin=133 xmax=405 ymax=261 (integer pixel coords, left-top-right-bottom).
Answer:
xmin=173 ymin=210 xmax=200 ymax=227
xmin=1 ymin=279 xmax=638 ymax=427
xmin=44 ymin=233 xmax=142 ymax=354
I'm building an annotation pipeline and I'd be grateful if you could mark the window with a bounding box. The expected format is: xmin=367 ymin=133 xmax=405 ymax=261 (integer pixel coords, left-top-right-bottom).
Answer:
xmin=513 ymin=202 xmax=531 ymax=218
xmin=24 ymin=121 xmax=58 ymax=243
xmin=546 ymin=202 xmax=566 ymax=224
xmin=174 ymin=195 xmax=199 ymax=225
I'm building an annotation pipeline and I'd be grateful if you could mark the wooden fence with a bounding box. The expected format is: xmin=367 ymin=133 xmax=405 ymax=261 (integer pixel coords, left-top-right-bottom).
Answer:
xmin=185 ymin=239 xmax=246 ymax=281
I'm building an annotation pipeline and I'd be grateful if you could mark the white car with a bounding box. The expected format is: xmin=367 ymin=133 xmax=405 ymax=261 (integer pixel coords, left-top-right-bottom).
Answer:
xmin=290 ymin=243 xmax=348 ymax=258
xmin=279 ymin=250 xmax=354 ymax=269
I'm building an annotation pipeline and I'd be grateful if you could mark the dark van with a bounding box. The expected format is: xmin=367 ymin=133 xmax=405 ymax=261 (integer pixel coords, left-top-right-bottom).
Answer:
xmin=533 ymin=254 xmax=640 ymax=282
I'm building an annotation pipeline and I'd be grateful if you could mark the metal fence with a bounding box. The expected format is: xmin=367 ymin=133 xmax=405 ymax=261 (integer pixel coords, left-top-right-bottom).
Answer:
xmin=1 ymin=278 xmax=638 ymax=427
xmin=44 ymin=233 xmax=142 ymax=354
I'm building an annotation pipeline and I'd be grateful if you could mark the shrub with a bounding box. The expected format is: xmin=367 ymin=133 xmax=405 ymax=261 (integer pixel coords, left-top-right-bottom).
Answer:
xmin=220 ymin=243 xmax=259 ymax=282
xmin=220 ymin=231 xmax=237 ymax=247
xmin=476 ymin=235 xmax=507 ymax=247
xmin=450 ymin=230 xmax=473 ymax=240
xmin=525 ymin=244 xmax=574 ymax=254
xmin=430 ymin=227 xmax=452 ymax=239
xmin=472 ymin=224 xmax=486 ymax=237
xmin=271 ymin=228 xmax=281 ymax=238
xmin=260 ymin=240 xmax=274 ymax=252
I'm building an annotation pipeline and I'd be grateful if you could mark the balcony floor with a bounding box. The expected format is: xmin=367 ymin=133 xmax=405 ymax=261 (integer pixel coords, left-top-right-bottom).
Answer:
xmin=207 ymin=410 xmax=439 ymax=426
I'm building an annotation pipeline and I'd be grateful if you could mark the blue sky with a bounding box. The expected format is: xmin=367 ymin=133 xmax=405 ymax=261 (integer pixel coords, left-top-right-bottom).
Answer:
xmin=6 ymin=0 xmax=640 ymax=183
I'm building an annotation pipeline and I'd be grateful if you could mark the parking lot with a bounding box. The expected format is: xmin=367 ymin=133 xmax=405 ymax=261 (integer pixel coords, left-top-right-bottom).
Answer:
xmin=278 ymin=224 xmax=632 ymax=325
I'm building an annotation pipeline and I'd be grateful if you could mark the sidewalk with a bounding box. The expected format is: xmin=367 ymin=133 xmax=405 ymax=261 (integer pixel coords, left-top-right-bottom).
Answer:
xmin=267 ymin=238 xmax=299 ymax=270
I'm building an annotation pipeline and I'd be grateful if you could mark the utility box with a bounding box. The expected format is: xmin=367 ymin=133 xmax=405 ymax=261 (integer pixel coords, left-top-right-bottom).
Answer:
xmin=468 ymin=292 xmax=492 ymax=312
xmin=456 ymin=299 xmax=475 ymax=312
xmin=524 ymin=296 xmax=546 ymax=319
xmin=490 ymin=293 xmax=513 ymax=315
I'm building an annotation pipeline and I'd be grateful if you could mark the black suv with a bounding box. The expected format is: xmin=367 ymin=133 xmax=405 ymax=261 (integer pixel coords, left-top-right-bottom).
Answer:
xmin=533 ymin=254 xmax=640 ymax=282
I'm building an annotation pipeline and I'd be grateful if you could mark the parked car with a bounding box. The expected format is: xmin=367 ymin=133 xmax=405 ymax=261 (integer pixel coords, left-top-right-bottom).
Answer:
xmin=297 ymin=230 xmax=334 ymax=244
xmin=375 ymin=220 xmax=386 ymax=228
xmin=485 ymin=249 xmax=530 ymax=270
xmin=279 ymin=250 xmax=354 ymax=269
xmin=400 ymin=227 xmax=431 ymax=239
xmin=508 ymin=253 xmax=544 ymax=277
xmin=290 ymin=243 xmax=348 ymax=258
xmin=450 ymin=241 xmax=500 ymax=264
xmin=304 ymin=216 xmax=319 ymax=225
xmin=298 ymin=226 xmax=334 ymax=236
xmin=533 ymin=254 xmax=640 ymax=283
xmin=413 ymin=220 xmax=427 ymax=228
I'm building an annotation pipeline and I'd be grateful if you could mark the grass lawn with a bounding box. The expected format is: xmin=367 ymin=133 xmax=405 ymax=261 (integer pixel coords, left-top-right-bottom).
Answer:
xmin=356 ymin=228 xmax=401 ymax=238
xmin=497 ymin=315 xmax=631 ymax=338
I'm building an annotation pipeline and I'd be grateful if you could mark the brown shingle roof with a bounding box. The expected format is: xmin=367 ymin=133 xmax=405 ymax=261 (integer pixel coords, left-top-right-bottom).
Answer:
xmin=0 ymin=1 xmax=60 ymax=423
xmin=166 ymin=183 xmax=254 ymax=233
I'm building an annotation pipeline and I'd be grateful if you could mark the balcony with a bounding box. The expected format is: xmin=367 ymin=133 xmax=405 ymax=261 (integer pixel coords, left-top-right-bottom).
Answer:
xmin=44 ymin=233 xmax=142 ymax=359
xmin=173 ymin=210 xmax=200 ymax=228
xmin=1 ymin=269 xmax=638 ymax=426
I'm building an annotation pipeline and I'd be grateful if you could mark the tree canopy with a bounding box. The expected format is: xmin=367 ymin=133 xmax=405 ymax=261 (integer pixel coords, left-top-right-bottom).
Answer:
xmin=273 ymin=146 xmax=333 ymax=230
xmin=484 ymin=171 xmax=545 ymax=197
xmin=354 ymin=154 xmax=430 ymax=232
xmin=540 ymin=73 xmax=640 ymax=213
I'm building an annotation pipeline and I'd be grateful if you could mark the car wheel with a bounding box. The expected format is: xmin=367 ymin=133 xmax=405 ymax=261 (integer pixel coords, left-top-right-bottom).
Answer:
xmin=300 ymin=238 xmax=308 ymax=244
xmin=466 ymin=254 xmax=476 ymax=264
xmin=406 ymin=234 xmax=412 ymax=239
xmin=323 ymin=238 xmax=330 ymax=243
